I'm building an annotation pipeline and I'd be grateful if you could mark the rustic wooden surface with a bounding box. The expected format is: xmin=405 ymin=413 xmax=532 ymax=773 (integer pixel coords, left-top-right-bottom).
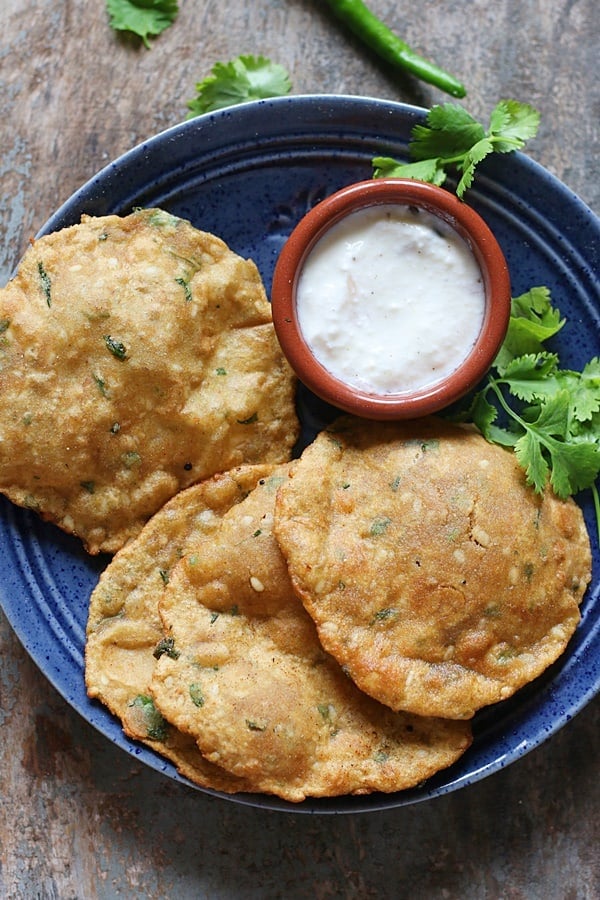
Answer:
xmin=1 ymin=1 xmax=599 ymax=897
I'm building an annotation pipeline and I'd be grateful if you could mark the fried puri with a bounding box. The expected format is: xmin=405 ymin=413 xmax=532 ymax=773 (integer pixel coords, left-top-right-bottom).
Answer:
xmin=273 ymin=417 xmax=591 ymax=720
xmin=0 ymin=208 xmax=298 ymax=553
xmin=150 ymin=464 xmax=472 ymax=803
xmin=85 ymin=464 xmax=275 ymax=794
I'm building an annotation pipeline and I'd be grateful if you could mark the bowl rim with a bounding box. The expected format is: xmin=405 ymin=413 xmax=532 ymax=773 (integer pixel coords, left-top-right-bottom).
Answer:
xmin=271 ymin=178 xmax=512 ymax=420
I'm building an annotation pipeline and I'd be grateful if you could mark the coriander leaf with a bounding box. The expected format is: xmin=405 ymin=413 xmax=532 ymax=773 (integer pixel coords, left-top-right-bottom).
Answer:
xmin=571 ymin=409 xmax=600 ymax=443
xmin=514 ymin=428 xmax=550 ymax=493
xmin=410 ymin=104 xmax=485 ymax=162
xmin=494 ymin=287 xmax=564 ymax=372
xmin=456 ymin=137 xmax=494 ymax=198
xmin=510 ymin=286 xmax=564 ymax=335
xmin=488 ymin=100 xmax=541 ymax=152
xmin=491 ymin=384 xmax=600 ymax=497
xmin=454 ymin=388 xmax=520 ymax=446
xmin=373 ymin=99 xmax=540 ymax=197
xmin=187 ymin=55 xmax=291 ymax=117
xmin=104 ymin=334 xmax=128 ymax=360
xmin=37 ymin=261 xmax=52 ymax=306
xmin=461 ymin=389 xmax=498 ymax=436
xmin=572 ymin=357 xmax=600 ymax=422
xmin=547 ymin=440 xmax=600 ymax=497
xmin=509 ymin=390 xmax=572 ymax=494
xmin=106 ymin=0 xmax=178 ymax=48
xmin=486 ymin=422 xmax=521 ymax=447
xmin=527 ymin=389 xmax=571 ymax=440
xmin=153 ymin=637 xmax=179 ymax=660
xmin=129 ymin=694 xmax=168 ymax=741
xmin=500 ymin=360 xmax=600 ymax=425
xmin=498 ymin=353 xmax=560 ymax=401
xmin=487 ymin=101 xmax=512 ymax=137
xmin=371 ymin=157 xmax=446 ymax=185
xmin=451 ymin=285 xmax=600 ymax=538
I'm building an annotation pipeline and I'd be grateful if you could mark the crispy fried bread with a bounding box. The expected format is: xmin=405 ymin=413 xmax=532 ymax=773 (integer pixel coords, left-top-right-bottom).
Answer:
xmin=85 ymin=464 xmax=274 ymax=793
xmin=0 ymin=209 xmax=298 ymax=553
xmin=150 ymin=465 xmax=472 ymax=802
xmin=273 ymin=417 xmax=591 ymax=719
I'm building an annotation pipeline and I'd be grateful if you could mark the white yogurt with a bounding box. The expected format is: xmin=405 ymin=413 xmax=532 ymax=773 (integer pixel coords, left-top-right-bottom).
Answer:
xmin=296 ymin=204 xmax=485 ymax=395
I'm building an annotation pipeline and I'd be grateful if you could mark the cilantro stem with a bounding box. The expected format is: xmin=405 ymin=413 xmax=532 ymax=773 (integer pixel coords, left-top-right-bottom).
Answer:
xmin=486 ymin=378 xmax=527 ymax=428
xmin=323 ymin=0 xmax=466 ymax=97
xmin=425 ymin=139 xmax=523 ymax=168
xmin=487 ymin=378 xmax=560 ymax=460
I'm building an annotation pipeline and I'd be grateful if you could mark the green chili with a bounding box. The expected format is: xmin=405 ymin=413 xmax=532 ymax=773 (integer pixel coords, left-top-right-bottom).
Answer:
xmin=323 ymin=0 xmax=466 ymax=98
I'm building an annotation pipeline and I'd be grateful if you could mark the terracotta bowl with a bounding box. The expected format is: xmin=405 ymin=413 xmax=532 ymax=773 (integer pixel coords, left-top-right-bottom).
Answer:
xmin=271 ymin=178 xmax=511 ymax=420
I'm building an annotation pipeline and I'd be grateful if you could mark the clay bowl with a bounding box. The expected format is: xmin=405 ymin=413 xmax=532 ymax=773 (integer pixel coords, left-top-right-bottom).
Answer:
xmin=271 ymin=178 xmax=511 ymax=420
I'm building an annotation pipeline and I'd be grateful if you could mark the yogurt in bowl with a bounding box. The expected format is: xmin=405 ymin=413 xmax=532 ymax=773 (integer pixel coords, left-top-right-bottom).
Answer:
xmin=271 ymin=178 xmax=511 ymax=420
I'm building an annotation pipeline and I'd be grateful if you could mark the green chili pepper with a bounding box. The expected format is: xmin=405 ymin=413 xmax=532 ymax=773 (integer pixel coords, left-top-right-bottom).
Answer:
xmin=323 ymin=0 xmax=466 ymax=98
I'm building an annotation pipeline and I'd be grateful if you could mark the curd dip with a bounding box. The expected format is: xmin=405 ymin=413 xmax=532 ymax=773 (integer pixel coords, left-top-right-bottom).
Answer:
xmin=295 ymin=204 xmax=486 ymax=395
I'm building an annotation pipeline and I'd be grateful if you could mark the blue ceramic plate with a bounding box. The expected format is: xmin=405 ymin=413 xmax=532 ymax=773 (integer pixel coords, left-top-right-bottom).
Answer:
xmin=1 ymin=96 xmax=599 ymax=813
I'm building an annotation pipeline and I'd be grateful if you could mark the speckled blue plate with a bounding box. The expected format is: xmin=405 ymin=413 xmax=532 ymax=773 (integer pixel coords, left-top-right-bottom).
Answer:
xmin=1 ymin=96 xmax=598 ymax=814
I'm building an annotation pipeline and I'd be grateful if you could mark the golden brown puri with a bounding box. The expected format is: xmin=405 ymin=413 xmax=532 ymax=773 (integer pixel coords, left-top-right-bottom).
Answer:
xmin=0 ymin=208 xmax=299 ymax=554
xmin=150 ymin=465 xmax=472 ymax=803
xmin=273 ymin=416 xmax=591 ymax=720
xmin=85 ymin=464 xmax=274 ymax=794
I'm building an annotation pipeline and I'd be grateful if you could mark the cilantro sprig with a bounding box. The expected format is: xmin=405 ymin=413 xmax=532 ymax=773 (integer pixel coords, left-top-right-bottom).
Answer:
xmin=373 ymin=100 xmax=540 ymax=198
xmin=454 ymin=287 xmax=600 ymax=538
xmin=106 ymin=0 xmax=178 ymax=48
xmin=186 ymin=55 xmax=292 ymax=117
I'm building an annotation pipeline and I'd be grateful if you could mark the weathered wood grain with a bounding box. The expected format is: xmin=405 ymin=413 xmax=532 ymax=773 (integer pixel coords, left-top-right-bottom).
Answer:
xmin=1 ymin=1 xmax=599 ymax=897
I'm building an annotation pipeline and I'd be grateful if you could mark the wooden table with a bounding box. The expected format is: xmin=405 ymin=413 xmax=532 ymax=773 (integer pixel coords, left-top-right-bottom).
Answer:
xmin=1 ymin=1 xmax=598 ymax=896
